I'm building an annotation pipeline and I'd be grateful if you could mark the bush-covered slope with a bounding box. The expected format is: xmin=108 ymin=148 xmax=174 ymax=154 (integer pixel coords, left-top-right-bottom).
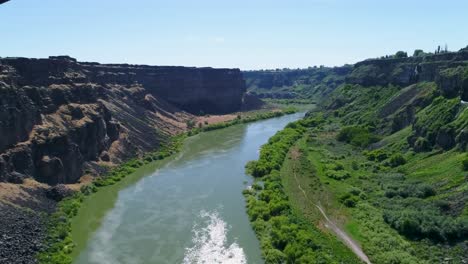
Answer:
xmin=245 ymin=47 xmax=468 ymax=263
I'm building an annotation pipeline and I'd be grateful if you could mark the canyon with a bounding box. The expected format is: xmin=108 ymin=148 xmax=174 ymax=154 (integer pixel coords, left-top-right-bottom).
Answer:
xmin=1 ymin=48 xmax=467 ymax=264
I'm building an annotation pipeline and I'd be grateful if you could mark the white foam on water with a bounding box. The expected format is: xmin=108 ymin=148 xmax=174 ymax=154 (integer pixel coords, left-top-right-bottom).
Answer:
xmin=183 ymin=210 xmax=247 ymax=264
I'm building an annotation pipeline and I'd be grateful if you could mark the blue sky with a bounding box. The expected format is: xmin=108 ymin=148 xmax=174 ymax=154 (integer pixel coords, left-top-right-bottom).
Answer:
xmin=1 ymin=0 xmax=467 ymax=70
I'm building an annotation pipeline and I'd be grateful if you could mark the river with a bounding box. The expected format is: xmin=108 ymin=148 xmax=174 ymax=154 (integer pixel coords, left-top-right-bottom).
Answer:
xmin=72 ymin=112 xmax=305 ymax=264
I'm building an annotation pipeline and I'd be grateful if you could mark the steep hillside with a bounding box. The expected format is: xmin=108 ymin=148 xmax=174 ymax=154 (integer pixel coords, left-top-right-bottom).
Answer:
xmin=245 ymin=48 xmax=468 ymax=263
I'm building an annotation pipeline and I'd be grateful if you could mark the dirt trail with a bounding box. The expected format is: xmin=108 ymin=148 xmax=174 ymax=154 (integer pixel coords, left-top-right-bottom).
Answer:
xmin=290 ymin=149 xmax=371 ymax=264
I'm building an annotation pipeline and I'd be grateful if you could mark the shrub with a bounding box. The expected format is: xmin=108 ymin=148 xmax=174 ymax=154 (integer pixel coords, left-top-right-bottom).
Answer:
xmin=325 ymin=170 xmax=351 ymax=180
xmin=413 ymin=49 xmax=425 ymax=57
xmin=339 ymin=193 xmax=359 ymax=207
xmin=364 ymin=149 xmax=388 ymax=161
xmin=264 ymin=249 xmax=286 ymax=264
xmin=462 ymin=156 xmax=468 ymax=171
xmin=389 ymin=154 xmax=406 ymax=167
xmin=252 ymin=183 xmax=263 ymax=191
xmin=385 ymin=183 xmax=435 ymax=199
xmin=383 ymin=209 xmax=468 ymax=242
xmin=343 ymin=197 xmax=358 ymax=207
xmin=414 ymin=137 xmax=430 ymax=152
xmin=349 ymin=187 xmax=362 ymax=196
xmin=395 ymin=51 xmax=408 ymax=58
xmin=245 ymin=160 xmax=258 ymax=175
xmin=333 ymin=162 xmax=345 ymax=170
xmin=337 ymin=126 xmax=380 ymax=147
xmin=80 ymin=184 xmax=97 ymax=195
xmin=247 ymin=126 xmax=304 ymax=177
xmin=186 ymin=119 xmax=196 ymax=129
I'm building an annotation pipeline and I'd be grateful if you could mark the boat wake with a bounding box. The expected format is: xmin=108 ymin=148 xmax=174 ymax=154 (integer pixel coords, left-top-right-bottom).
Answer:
xmin=183 ymin=210 xmax=246 ymax=264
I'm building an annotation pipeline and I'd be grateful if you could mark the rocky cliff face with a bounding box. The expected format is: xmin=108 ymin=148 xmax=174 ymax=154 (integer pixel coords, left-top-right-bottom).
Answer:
xmin=347 ymin=51 xmax=468 ymax=151
xmin=2 ymin=56 xmax=245 ymax=114
xmin=0 ymin=56 xmax=246 ymax=184
xmin=347 ymin=51 xmax=468 ymax=92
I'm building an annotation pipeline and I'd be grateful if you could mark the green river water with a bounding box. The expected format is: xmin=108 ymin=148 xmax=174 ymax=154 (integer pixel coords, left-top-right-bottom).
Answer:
xmin=71 ymin=112 xmax=305 ymax=264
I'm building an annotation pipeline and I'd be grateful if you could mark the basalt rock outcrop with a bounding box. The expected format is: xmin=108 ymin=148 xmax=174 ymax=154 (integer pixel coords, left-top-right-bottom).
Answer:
xmin=348 ymin=52 xmax=468 ymax=151
xmin=0 ymin=56 xmax=246 ymax=185
xmin=347 ymin=51 xmax=468 ymax=88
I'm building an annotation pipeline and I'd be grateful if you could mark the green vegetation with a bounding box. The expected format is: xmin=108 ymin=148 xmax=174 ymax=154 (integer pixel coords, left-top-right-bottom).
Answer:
xmin=337 ymin=126 xmax=380 ymax=147
xmin=247 ymin=126 xmax=304 ymax=177
xmin=395 ymin=51 xmax=408 ymax=58
xmin=38 ymin=195 xmax=83 ymax=264
xmin=383 ymin=207 xmax=468 ymax=242
xmin=388 ymin=154 xmax=406 ymax=167
xmin=413 ymin=49 xmax=426 ymax=57
xmin=286 ymin=117 xmax=467 ymax=263
xmin=244 ymin=118 xmax=361 ymax=263
xmin=243 ymin=50 xmax=468 ymax=263
xmin=411 ymin=96 xmax=461 ymax=149
xmin=463 ymin=155 xmax=468 ymax=171
xmin=186 ymin=119 xmax=196 ymax=129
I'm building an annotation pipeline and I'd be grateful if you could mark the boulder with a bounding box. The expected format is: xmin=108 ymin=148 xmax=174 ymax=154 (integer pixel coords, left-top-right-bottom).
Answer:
xmin=45 ymin=184 xmax=75 ymax=201
xmin=37 ymin=156 xmax=64 ymax=185
xmin=436 ymin=127 xmax=456 ymax=150
xmin=7 ymin=172 xmax=27 ymax=184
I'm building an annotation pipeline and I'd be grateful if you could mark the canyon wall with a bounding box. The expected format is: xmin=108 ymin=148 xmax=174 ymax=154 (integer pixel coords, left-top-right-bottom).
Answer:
xmin=246 ymin=50 xmax=468 ymax=101
xmin=0 ymin=56 xmax=246 ymax=185
xmin=347 ymin=51 xmax=468 ymax=94
xmin=244 ymin=66 xmax=352 ymax=99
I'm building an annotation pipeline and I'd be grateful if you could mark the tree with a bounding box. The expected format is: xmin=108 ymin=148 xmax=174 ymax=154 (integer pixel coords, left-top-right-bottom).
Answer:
xmin=186 ymin=119 xmax=196 ymax=129
xmin=395 ymin=51 xmax=408 ymax=58
xmin=389 ymin=154 xmax=406 ymax=167
xmin=462 ymin=156 xmax=468 ymax=171
xmin=413 ymin=49 xmax=424 ymax=57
